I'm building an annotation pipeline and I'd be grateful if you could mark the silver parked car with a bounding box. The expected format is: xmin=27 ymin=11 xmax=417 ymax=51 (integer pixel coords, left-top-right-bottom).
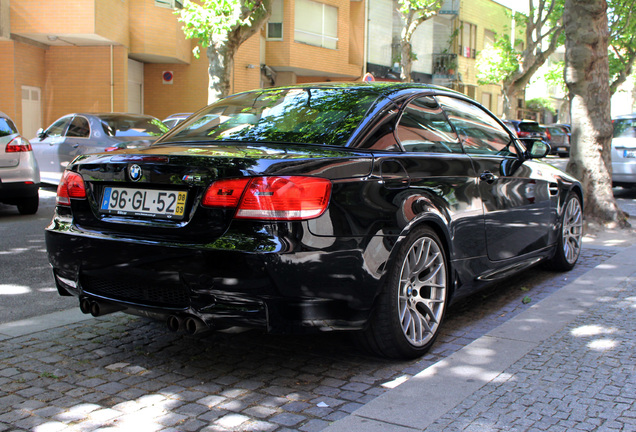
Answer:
xmin=611 ymin=114 xmax=636 ymax=187
xmin=31 ymin=113 xmax=167 ymax=184
xmin=0 ymin=111 xmax=40 ymax=214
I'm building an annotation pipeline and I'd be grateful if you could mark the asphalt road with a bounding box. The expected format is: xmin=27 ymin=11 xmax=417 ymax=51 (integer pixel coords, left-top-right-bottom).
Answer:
xmin=0 ymin=185 xmax=76 ymax=324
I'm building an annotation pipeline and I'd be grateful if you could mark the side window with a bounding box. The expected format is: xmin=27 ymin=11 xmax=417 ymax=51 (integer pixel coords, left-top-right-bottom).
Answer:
xmin=45 ymin=117 xmax=72 ymax=138
xmin=437 ymin=96 xmax=517 ymax=156
xmin=396 ymin=96 xmax=462 ymax=153
xmin=66 ymin=116 xmax=90 ymax=138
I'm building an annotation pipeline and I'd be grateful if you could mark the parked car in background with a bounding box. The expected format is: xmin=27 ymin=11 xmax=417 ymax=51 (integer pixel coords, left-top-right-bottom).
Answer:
xmin=502 ymin=120 xmax=549 ymax=141
xmin=611 ymin=114 xmax=636 ymax=187
xmin=46 ymin=83 xmax=583 ymax=359
xmin=544 ymin=124 xmax=571 ymax=157
xmin=162 ymin=113 xmax=192 ymax=129
xmin=31 ymin=113 xmax=167 ymax=184
xmin=0 ymin=111 xmax=40 ymax=214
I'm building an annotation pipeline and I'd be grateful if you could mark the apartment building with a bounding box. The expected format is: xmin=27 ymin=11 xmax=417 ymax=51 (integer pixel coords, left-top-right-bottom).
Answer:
xmin=367 ymin=0 xmax=516 ymax=117
xmin=1 ymin=0 xmax=515 ymax=140
xmin=0 ymin=0 xmax=365 ymax=138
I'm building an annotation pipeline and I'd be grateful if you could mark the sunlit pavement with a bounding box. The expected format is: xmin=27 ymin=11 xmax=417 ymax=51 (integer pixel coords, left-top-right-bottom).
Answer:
xmin=0 ymin=188 xmax=635 ymax=431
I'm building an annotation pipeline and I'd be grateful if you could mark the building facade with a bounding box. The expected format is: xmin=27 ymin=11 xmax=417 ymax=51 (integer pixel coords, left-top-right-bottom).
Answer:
xmin=1 ymin=0 xmax=516 ymax=140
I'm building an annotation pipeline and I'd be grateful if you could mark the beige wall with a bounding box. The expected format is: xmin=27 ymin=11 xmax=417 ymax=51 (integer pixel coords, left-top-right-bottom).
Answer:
xmin=129 ymin=0 xmax=190 ymax=64
xmin=0 ymin=41 xmax=16 ymax=119
xmin=43 ymin=46 xmax=127 ymax=124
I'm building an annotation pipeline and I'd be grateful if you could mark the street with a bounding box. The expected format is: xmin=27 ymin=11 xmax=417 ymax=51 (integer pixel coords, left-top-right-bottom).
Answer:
xmin=0 ymin=159 xmax=634 ymax=431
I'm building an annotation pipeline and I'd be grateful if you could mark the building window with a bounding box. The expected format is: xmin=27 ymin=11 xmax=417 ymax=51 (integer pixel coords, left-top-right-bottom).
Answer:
xmin=460 ymin=21 xmax=477 ymax=58
xmin=295 ymin=0 xmax=338 ymax=49
xmin=484 ymin=29 xmax=495 ymax=49
xmin=155 ymin=0 xmax=183 ymax=9
xmin=267 ymin=0 xmax=284 ymax=40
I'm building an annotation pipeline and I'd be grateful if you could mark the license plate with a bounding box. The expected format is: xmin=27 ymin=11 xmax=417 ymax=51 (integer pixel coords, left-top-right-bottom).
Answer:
xmin=100 ymin=187 xmax=187 ymax=219
xmin=623 ymin=150 xmax=636 ymax=158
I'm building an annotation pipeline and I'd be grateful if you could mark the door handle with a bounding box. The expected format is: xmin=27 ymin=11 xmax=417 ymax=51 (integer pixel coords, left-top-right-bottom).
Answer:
xmin=72 ymin=143 xmax=79 ymax=148
xmin=479 ymin=171 xmax=497 ymax=184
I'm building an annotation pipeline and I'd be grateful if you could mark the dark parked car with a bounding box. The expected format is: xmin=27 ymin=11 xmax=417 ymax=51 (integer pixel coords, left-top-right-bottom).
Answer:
xmin=611 ymin=114 xmax=636 ymax=187
xmin=46 ymin=83 xmax=583 ymax=359
xmin=31 ymin=113 xmax=167 ymax=184
xmin=503 ymin=120 xmax=549 ymax=141
xmin=0 ymin=111 xmax=40 ymax=214
xmin=544 ymin=124 xmax=571 ymax=157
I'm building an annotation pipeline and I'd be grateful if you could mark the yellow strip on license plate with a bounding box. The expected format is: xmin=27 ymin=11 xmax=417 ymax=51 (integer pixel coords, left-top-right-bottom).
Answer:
xmin=100 ymin=187 xmax=187 ymax=219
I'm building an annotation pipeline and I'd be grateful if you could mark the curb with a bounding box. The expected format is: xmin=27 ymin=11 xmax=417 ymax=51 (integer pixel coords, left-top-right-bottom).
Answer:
xmin=322 ymin=244 xmax=636 ymax=431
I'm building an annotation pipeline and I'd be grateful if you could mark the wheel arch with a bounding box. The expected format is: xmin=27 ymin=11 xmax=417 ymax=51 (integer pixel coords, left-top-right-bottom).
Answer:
xmin=391 ymin=211 xmax=457 ymax=300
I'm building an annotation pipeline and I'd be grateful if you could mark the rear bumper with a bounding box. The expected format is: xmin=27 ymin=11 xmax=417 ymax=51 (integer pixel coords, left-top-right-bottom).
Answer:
xmin=0 ymin=181 xmax=39 ymax=200
xmin=46 ymin=223 xmax=386 ymax=333
xmin=612 ymin=159 xmax=636 ymax=184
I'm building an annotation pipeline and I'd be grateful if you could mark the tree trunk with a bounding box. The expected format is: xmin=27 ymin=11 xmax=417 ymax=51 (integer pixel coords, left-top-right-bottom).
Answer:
xmin=400 ymin=40 xmax=412 ymax=83
xmin=204 ymin=0 xmax=271 ymax=104
xmin=564 ymin=0 xmax=629 ymax=227
xmin=206 ymin=42 xmax=233 ymax=104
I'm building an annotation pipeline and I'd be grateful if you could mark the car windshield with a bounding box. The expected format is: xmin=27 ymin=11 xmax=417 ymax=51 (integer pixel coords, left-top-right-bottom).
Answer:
xmin=613 ymin=118 xmax=636 ymax=138
xmin=166 ymin=88 xmax=380 ymax=146
xmin=100 ymin=116 xmax=168 ymax=137
xmin=0 ymin=117 xmax=18 ymax=137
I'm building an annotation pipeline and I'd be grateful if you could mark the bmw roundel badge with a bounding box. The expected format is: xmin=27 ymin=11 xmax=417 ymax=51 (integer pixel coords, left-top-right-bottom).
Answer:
xmin=129 ymin=164 xmax=142 ymax=182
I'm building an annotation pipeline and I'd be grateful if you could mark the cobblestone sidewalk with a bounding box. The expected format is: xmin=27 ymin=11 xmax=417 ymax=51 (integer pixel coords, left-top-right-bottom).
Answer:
xmin=0 ymin=248 xmax=623 ymax=432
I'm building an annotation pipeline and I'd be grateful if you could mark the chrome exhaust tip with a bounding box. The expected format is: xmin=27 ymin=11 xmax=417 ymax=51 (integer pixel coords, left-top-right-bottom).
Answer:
xmin=184 ymin=316 xmax=209 ymax=335
xmin=167 ymin=315 xmax=183 ymax=332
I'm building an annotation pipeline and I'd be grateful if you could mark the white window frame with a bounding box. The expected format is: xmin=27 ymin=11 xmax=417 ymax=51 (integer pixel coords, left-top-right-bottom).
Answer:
xmin=267 ymin=0 xmax=284 ymax=40
xmin=155 ymin=0 xmax=183 ymax=9
xmin=294 ymin=0 xmax=338 ymax=50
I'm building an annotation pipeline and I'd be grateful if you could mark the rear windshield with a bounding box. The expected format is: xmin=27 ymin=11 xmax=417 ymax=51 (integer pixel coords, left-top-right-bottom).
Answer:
xmin=613 ymin=118 xmax=636 ymax=138
xmin=100 ymin=116 xmax=167 ymax=137
xmin=164 ymin=88 xmax=380 ymax=146
xmin=518 ymin=122 xmax=543 ymax=133
xmin=0 ymin=117 xmax=18 ymax=137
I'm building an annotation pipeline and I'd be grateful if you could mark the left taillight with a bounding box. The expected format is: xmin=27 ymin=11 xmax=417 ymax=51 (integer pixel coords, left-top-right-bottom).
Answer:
xmin=202 ymin=176 xmax=332 ymax=221
xmin=56 ymin=171 xmax=86 ymax=206
xmin=5 ymin=136 xmax=32 ymax=152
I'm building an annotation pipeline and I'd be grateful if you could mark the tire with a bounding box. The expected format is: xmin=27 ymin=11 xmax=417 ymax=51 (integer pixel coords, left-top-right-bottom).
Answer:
xmin=545 ymin=192 xmax=583 ymax=271
xmin=17 ymin=195 xmax=39 ymax=215
xmin=359 ymin=226 xmax=449 ymax=359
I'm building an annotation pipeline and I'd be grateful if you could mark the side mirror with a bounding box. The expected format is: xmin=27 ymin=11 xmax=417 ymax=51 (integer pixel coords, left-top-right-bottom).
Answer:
xmin=521 ymin=138 xmax=550 ymax=159
xmin=37 ymin=128 xmax=47 ymax=139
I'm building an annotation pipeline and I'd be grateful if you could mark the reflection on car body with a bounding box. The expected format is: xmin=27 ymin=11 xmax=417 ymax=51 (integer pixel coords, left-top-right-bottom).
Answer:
xmin=46 ymin=83 xmax=583 ymax=359
xmin=31 ymin=113 xmax=167 ymax=184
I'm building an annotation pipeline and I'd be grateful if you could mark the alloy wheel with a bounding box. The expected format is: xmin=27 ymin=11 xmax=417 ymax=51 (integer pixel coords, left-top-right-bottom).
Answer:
xmin=397 ymin=236 xmax=447 ymax=347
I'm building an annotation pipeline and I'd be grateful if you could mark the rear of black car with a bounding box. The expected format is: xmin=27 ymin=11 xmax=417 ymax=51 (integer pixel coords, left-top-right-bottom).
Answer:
xmin=45 ymin=86 xmax=385 ymax=334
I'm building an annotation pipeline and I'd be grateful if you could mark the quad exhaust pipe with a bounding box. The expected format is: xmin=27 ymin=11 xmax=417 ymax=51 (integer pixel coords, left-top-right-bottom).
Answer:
xmin=79 ymin=298 xmax=124 ymax=317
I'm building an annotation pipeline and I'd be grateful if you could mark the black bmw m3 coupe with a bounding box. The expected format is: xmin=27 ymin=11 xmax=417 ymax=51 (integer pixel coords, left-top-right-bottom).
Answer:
xmin=46 ymin=83 xmax=583 ymax=359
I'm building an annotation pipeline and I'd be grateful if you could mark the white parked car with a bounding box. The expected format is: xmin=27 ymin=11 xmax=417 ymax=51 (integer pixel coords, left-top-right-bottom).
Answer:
xmin=0 ymin=111 xmax=40 ymax=214
xmin=611 ymin=114 xmax=636 ymax=188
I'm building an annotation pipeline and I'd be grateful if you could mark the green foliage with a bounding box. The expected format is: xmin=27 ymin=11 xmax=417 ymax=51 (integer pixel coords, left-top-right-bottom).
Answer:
xmin=526 ymin=97 xmax=556 ymax=114
xmin=541 ymin=60 xmax=567 ymax=95
xmin=476 ymin=34 xmax=520 ymax=85
xmin=177 ymin=0 xmax=265 ymax=58
xmin=608 ymin=0 xmax=636 ymax=92
xmin=396 ymin=0 xmax=444 ymax=20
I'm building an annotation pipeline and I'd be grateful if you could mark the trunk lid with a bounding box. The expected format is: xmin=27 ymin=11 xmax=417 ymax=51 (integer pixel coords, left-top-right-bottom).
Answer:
xmin=67 ymin=143 xmax=373 ymax=243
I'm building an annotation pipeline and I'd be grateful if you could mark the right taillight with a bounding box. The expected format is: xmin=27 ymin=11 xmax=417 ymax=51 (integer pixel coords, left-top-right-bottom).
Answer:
xmin=56 ymin=171 xmax=86 ymax=206
xmin=202 ymin=176 xmax=332 ymax=221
